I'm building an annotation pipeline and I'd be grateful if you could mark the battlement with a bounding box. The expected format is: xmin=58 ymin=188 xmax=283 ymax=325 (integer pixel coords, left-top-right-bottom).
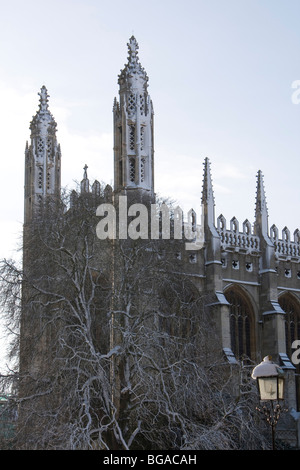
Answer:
xmin=270 ymin=225 xmax=300 ymax=260
xmin=216 ymin=214 xmax=260 ymax=254
xmin=215 ymin=213 xmax=300 ymax=261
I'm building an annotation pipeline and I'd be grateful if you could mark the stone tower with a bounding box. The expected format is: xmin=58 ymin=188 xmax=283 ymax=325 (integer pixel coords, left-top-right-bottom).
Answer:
xmin=113 ymin=36 xmax=154 ymax=198
xmin=24 ymin=86 xmax=61 ymax=225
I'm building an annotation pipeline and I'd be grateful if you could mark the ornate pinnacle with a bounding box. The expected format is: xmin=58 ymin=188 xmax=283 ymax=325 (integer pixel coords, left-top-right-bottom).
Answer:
xmin=254 ymin=170 xmax=270 ymax=240
xmin=118 ymin=36 xmax=148 ymax=89
xmin=83 ymin=164 xmax=88 ymax=180
xmin=201 ymin=157 xmax=218 ymax=234
xmin=255 ymin=170 xmax=268 ymax=216
xmin=127 ymin=36 xmax=139 ymax=65
xmin=38 ymin=85 xmax=50 ymax=113
xmin=202 ymin=157 xmax=215 ymax=206
xmin=30 ymin=85 xmax=56 ymax=135
xmin=81 ymin=164 xmax=89 ymax=193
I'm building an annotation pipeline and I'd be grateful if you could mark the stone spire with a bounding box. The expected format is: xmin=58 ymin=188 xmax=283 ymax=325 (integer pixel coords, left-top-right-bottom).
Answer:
xmin=201 ymin=157 xmax=221 ymax=258
xmin=254 ymin=169 xmax=275 ymax=273
xmin=201 ymin=157 xmax=217 ymax=231
xmin=24 ymin=86 xmax=61 ymax=224
xmin=113 ymin=37 xmax=154 ymax=197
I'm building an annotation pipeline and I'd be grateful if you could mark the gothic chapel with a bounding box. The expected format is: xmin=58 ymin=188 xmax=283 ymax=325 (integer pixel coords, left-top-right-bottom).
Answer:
xmin=22 ymin=37 xmax=300 ymax=447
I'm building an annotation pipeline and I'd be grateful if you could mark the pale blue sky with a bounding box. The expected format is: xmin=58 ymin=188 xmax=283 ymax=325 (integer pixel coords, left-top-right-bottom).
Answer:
xmin=0 ymin=0 xmax=299 ymax=261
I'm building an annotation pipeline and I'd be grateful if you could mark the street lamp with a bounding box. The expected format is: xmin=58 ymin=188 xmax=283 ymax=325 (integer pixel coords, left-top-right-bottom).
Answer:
xmin=251 ymin=356 xmax=286 ymax=450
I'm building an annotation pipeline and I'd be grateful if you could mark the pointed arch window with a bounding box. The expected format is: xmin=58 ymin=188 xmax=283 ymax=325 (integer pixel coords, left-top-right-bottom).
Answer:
xmin=279 ymin=294 xmax=300 ymax=362
xmin=225 ymin=287 xmax=255 ymax=361
xmin=279 ymin=293 xmax=300 ymax=410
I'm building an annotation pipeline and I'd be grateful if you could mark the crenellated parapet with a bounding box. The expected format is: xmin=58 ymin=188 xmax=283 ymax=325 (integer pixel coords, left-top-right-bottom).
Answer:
xmin=270 ymin=224 xmax=300 ymax=260
xmin=215 ymin=214 xmax=300 ymax=260
xmin=216 ymin=214 xmax=260 ymax=254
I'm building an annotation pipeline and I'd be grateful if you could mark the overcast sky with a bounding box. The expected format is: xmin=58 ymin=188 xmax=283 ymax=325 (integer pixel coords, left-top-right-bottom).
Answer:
xmin=0 ymin=0 xmax=300 ymax=362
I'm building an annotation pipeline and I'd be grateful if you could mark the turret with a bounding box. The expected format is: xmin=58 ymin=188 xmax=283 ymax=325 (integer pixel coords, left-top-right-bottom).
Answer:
xmin=24 ymin=86 xmax=61 ymax=224
xmin=113 ymin=37 xmax=154 ymax=197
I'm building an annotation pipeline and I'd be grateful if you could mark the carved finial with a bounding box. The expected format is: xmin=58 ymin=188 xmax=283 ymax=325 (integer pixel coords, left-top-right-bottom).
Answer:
xmin=118 ymin=36 xmax=148 ymax=89
xmin=113 ymin=96 xmax=119 ymax=113
xmin=128 ymin=36 xmax=139 ymax=62
xmin=83 ymin=164 xmax=88 ymax=180
xmin=38 ymin=85 xmax=50 ymax=113
xmin=81 ymin=164 xmax=89 ymax=193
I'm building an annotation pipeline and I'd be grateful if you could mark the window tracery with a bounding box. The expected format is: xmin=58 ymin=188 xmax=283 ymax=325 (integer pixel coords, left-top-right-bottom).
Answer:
xmin=37 ymin=137 xmax=44 ymax=156
xmin=140 ymin=126 xmax=144 ymax=151
xmin=140 ymin=94 xmax=145 ymax=114
xmin=47 ymin=171 xmax=51 ymax=191
xmin=128 ymin=93 xmax=136 ymax=114
xmin=38 ymin=167 xmax=43 ymax=189
xmin=47 ymin=138 xmax=52 ymax=158
xmin=279 ymin=293 xmax=300 ymax=410
xmin=225 ymin=287 xmax=255 ymax=361
xmin=279 ymin=294 xmax=300 ymax=360
xmin=129 ymin=158 xmax=135 ymax=183
xmin=129 ymin=125 xmax=135 ymax=150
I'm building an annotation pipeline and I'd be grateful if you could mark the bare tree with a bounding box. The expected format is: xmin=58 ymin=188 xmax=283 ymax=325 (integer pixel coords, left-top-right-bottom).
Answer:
xmin=0 ymin=190 xmax=270 ymax=450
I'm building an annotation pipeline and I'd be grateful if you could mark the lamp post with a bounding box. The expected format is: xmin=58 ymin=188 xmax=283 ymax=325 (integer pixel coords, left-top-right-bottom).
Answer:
xmin=251 ymin=356 xmax=286 ymax=450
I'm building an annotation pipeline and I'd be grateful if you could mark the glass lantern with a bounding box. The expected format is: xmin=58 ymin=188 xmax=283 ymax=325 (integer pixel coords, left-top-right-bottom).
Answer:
xmin=257 ymin=375 xmax=285 ymax=401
